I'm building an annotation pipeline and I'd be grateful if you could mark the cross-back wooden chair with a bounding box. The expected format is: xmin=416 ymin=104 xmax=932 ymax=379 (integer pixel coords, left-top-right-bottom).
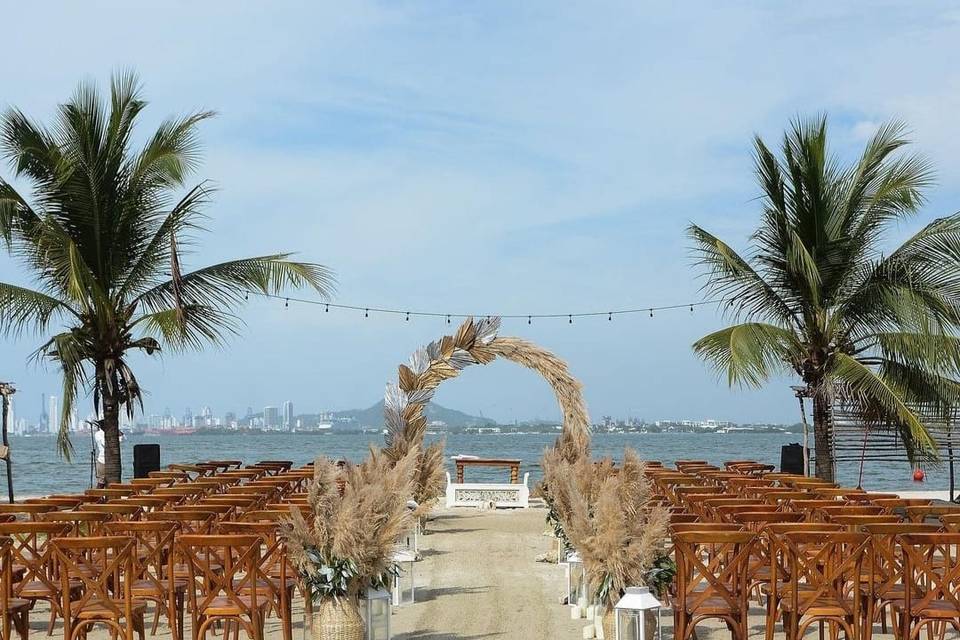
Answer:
xmin=760 ymin=491 xmax=812 ymax=508
xmin=0 ymin=504 xmax=57 ymax=521
xmin=237 ymin=511 xmax=291 ymax=524
xmin=775 ymin=531 xmax=871 ymax=640
xmin=861 ymin=523 xmax=942 ymax=636
xmin=205 ymin=461 xmax=243 ymax=472
xmin=895 ymin=533 xmax=960 ymax=640
xmin=1 ymin=536 xmax=31 ymax=640
xmin=178 ymin=534 xmax=267 ymax=640
xmin=673 ymin=530 xmax=756 ymax=640
xmin=789 ymin=499 xmax=842 ymax=516
xmin=700 ymin=498 xmax=764 ymax=521
xmin=40 ymin=511 xmax=113 ymax=537
xmin=760 ymin=523 xmax=847 ymax=640
xmin=846 ymin=492 xmax=900 ymax=503
xmin=151 ymin=486 xmax=208 ymax=505
xmin=939 ymin=513 xmax=960 ymax=532
xmin=199 ymin=497 xmax=261 ymax=516
xmin=827 ymin=514 xmax=901 ymax=529
xmin=218 ymin=522 xmax=295 ymax=640
xmin=251 ymin=461 xmax=293 ymax=473
xmin=0 ymin=522 xmax=75 ymax=634
xmin=104 ymin=521 xmax=185 ymax=640
xmin=79 ymin=503 xmax=144 ymax=521
xmin=52 ymin=536 xmax=146 ymax=640
xmin=148 ymin=471 xmax=191 ymax=483
xmin=129 ymin=478 xmax=172 ymax=491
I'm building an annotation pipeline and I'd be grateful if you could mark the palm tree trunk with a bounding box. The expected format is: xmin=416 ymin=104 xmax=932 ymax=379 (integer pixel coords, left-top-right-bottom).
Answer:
xmin=100 ymin=383 xmax=123 ymax=485
xmin=812 ymin=393 xmax=835 ymax=482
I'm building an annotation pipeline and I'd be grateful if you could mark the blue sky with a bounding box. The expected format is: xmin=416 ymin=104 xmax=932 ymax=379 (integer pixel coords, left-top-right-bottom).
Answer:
xmin=2 ymin=2 xmax=959 ymax=425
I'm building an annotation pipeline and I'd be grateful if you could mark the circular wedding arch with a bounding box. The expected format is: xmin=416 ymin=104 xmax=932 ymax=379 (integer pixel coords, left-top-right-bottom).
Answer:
xmin=382 ymin=317 xmax=590 ymax=459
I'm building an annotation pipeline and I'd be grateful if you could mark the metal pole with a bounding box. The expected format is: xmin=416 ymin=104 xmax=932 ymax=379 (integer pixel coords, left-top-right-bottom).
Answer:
xmin=793 ymin=386 xmax=811 ymax=476
xmin=0 ymin=382 xmax=15 ymax=504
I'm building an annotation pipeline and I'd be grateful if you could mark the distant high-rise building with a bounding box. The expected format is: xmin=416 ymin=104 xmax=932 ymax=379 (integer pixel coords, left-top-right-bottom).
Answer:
xmin=224 ymin=411 xmax=236 ymax=428
xmin=4 ymin=396 xmax=13 ymax=433
xmin=48 ymin=395 xmax=58 ymax=434
xmin=263 ymin=406 xmax=279 ymax=429
xmin=39 ymin=393 xmax=48 ymax=432
xmin=282 ymin=401 xmax=294 ymax=429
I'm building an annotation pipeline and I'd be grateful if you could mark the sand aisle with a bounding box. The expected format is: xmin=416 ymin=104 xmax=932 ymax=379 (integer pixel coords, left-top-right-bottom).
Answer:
xmin=392 ymin=506 xmax=584 ymax=639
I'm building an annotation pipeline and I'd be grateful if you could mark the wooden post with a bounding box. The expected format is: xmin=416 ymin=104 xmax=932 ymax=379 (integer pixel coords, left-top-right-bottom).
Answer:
xmin=0 ymin=382 xmax=14 ymax=504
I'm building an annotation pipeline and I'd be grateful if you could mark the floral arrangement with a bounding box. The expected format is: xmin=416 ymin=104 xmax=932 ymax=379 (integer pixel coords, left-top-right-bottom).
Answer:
xmin=554 ymin=448 xmax=671 ymax=609
xmin=281 ymin=448 xmax=418 ymax=601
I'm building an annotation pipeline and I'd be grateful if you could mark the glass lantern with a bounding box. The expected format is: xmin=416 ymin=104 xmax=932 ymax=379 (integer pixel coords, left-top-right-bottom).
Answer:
xmin=614 ymin=586 xmax=662 ymax=640
xmin=362 ymin=587 xmax=392 ymax=640
xmin=565 ymin=551 xmax=586 ymax=609
xmin=401 ymin=519 xmax=420 ymax=556
xmin=391 ymin=549 xmax=417 ymax=606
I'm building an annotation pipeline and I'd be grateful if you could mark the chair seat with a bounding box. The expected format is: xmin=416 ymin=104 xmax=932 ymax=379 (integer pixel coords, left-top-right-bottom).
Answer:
xmin=200 ymin=595 xmax=271 ymax=615
xmin=129 ymin=578 xmax=188 ymax=595
xmin=685 ymin=595 xmax=742 ymax=615
xmin=781 ymin=597 xmax=856 ymax=616
xmin=71 ymin=598 xmax=147 ymax=619
xmin=18 ymin=578 xmax=81 ymax=597
xmin=4 ymin=598 xmax=31 ymax=612
xmin=892 ymin=600 xmax=960 ymax=618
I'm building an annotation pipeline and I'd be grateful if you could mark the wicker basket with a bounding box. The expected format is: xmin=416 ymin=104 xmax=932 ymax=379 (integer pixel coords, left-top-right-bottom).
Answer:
xmin=310 ymin=598 xmax=363 ymax=640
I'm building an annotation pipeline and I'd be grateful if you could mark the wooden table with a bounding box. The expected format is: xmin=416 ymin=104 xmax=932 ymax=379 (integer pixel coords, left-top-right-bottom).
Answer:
xmin=454 ymin=457 xmax=522 ymax=484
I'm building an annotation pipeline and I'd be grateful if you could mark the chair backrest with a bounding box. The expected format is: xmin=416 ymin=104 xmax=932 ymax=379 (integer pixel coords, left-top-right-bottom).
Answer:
xmin=78 ymin=503 xmax=144 ymax=520
xmin=905 ymin=505 xmax=960 ymax=523
xmin=52 ymin=536 xmax=136 ymax=620
xmin=0 ymin=503 xmax=57 ymax=520
xmin=178 ymin=534 xmax=262 ymax=620
xmin=899 ymin=533 xmax=960 ymax=616
xmin=40 ymin=510 xmax=113 ymax=536
xmin=24 ymin=497 xmax=83 ymax=509
xmin=238 ymin=509 xmax=292 ymax=523
xmin=779 ymin=531 xmax=870 ymax=616
xmin=731 ymin=511 xmax=805 ymax=532
xmin=862 ymin=523 xmax=941 ymax=599
xmin=827 ymin=514 xmax=901 ymax=528
xmin=0 ymin=522 xmax=73 ymax=597
xmin=218 ymin=522 xmax=288 ymax=601
xmin=673 ymin=531 xmax=756 ymax=617
xmin=940 ymin=514 xmax=960 ymax=532
xmin=143 ymin=510 xmax=217 ymax=534
xmin=103 ymin=521 xmax=178 ymax=595
xmin=113 ymin=496 xmax=171 ymax=512
xmin=85 ymin=488 xmax=136 ymax=500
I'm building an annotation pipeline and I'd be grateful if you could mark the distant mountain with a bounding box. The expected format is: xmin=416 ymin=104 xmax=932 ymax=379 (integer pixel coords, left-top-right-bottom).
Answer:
xmin=329 ymin=401 xmax=496 ymax=429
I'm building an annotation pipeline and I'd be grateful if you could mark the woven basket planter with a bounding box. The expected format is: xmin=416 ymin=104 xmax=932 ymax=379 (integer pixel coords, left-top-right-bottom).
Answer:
xmin=310 ymin=597 xmax=363 ymax=640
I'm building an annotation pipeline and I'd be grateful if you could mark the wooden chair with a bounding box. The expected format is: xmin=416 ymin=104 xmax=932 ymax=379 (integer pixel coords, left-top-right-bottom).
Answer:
xmin=237 ymin=511 xmax=291 ymax=523
xmin=151 ymin=486 xmax=207 ymax=505
xmin=219 ymin=522 xmax=295 ymax=640
xmin=143 ymin=511 xmax=217 ymax=535
xmin=116 ymin=497 xmax=174 ymax=513
xmin=895 ymin=533 xmax=960 ymax=640
xmin=861 ymin=523 xmax=942 ymax=636
xmin=104 ymin=521 xmax=185 ymax=640
xmin=940 ymin=513 xmax=960 ymax=532
xmin=827 ymin=514 xmax=901 ymax=529
xmin=24 ymin=497 xmax=83 ymax=509
xmin=775 ymin=531 xmax=871 ymax=640
xmin=1 ymin=536 xmax=31 ymax=640
xmin=85 ymin=488 xmax=136 ymax=501
xmin=178 ymin=534 xmax=268 ymax=640
xmin=129 ymin=478 xmax=172 ymax=490
xmin=673 ymin=530 xmax=755 ymax=640
xmin=0 ymin=522 xmax=75 ymax=634
xmin=52 ymin=536 xmax=146 ymax=640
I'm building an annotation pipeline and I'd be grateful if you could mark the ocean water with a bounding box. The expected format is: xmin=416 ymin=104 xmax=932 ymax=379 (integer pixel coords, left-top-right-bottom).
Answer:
xmin=1 ymin=430 xmax=949 ymax=498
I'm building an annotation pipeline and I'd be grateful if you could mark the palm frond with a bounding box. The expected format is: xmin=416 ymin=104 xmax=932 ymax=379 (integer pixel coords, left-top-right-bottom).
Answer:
xmin=692 ymin=322 xmax=800 ymax=387
xmin=831 ymin=353 xmax=938 ymax=457
xmin=0 ymin=282 xmax=76 ymax=337
xmin=136 ymin=305 xmax=239 ymax=352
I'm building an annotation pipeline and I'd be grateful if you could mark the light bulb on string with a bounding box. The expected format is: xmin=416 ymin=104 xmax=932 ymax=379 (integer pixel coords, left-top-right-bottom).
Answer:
xmin=405 ymin=312 xmax=410 ymax=322
xmin=568 ymin=314 xmax=573 ymax=324
xmin=527 ymin=316 xmax=532 ymax=325
xmin=446 ymin=315 xmax=451 ymax=324
xmin=649 ymin=308 xmax=654 ymax=318
xmin=325 ymin=304 xmax=329 ymax=312
xmin=689 ymin=305 xmax=694 ymax=313
xmin=608 ymin=312 xmax=612 ymax=321
xmin=364 ymin=308 xmax=369 ymax=318
xmin=285 ymin=298 xmax=289 ymax=308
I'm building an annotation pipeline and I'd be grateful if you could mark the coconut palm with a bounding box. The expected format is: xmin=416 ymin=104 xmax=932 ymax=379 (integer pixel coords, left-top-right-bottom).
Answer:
xmin=0 ymin=73 xmax=333 ymax=483
xmin=689 ymin=116 xmax=960 ymax=481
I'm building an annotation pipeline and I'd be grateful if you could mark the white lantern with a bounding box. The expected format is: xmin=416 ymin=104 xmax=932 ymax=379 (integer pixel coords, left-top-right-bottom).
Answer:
xmin=402 ymin=520 xmax=420 ymax=555
xmin=566 ymin=551 xmax=586 ymax=608
xmin=613 ymin=587 xmax=662 ymax=640
xmin=391 ymin=549 xmax=417 ymax=606
xmin=362 ymin=587 xmax=392 ymax=640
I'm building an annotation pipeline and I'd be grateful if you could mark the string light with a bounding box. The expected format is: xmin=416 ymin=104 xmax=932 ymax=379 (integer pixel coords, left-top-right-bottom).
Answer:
xmin=284 ymin=298 xmax=289 ymax=308
xmin=244 ymin=291 xmax=726 ymax=322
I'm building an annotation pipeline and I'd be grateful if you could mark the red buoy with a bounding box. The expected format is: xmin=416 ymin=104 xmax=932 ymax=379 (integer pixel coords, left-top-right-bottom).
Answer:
xmin=913 ymin=468 xmax=926 ymax=482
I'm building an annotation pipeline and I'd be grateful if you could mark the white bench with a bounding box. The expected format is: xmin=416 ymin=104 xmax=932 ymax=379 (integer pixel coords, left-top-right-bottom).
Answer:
xmin=444 ymin=471 xmax=530 ymax=508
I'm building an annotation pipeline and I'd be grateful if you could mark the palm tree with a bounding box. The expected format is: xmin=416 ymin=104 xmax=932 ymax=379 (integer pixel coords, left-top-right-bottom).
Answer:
xmin=689 ymin=116 xmax=960 ymax=481
xmin=0 ymin=73 xmax=334 ymax=483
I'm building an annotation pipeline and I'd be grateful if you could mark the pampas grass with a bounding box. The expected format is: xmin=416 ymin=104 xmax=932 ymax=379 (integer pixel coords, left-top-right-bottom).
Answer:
xmin=282 ymin=447 xmax=418 ymax=597
xmin=555 ymin=448 xmax=669 ymax=609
